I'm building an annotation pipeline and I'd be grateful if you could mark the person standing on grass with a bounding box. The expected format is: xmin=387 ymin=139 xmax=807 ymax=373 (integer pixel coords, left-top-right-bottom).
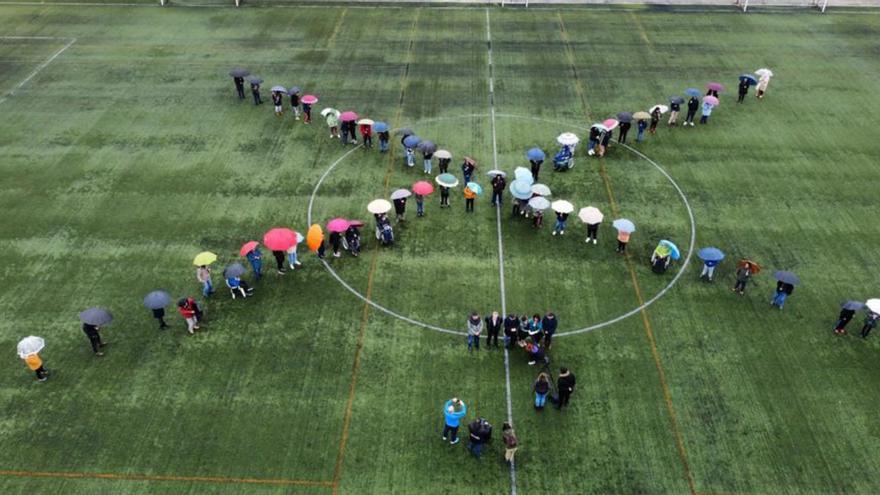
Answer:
xmin=467 ymin=312 xmax=482 ymax=352
xmin=326 ymin=111 xmax=340 ymax=139
xmin=485 ymin=311 xmax=502 ymax=348
xmin=530 ymin=158 xmax=543 ymax=182
xmin=464 ymin=185 xmax=476 ymax=213
xmin=700 ymin=101 xmax=713 ymax=124
xmin=178 ymin=299 xmax=200 ymax=334
xmin=668 ymin=100 xmax=680 ymax=126
xmin=648 ymin=107 xmax=661 ymax=134
xmin=378 ymin=129 xmax=390 ymax=153
xmin=246 ymin=247 xmax=263 ymax=281
xmin=329 ymin=231 xmax=342 ymax=258
xmin=461 ymin=158 xmax=476 ymax=184
xmin=467 ymin=418 xmax=492 ymax=459
xmin=685 ymin=96 xmax=699 ymax=126
xmin=527 ymin=314 xmax=543 ymax=343
xmin=23 ymin=352 xmax=49 ymax=381
xmin=542 ymin=312 xmax=557 ymax=349
xmin=287 ymin=243 xmax=302 ymax=269
xmin=271 ymin=91 xmax=283 ymax=117
xmin=442 ymin=398 xmax=467 ymax=445
xmin=504 ymin=313 xmax=520 ymax=348
xmin=301 ymin=100 xmax=312 ymax=123
xmin=534 ymin=372 xmax=551 ymax=410
xmin=618 ymin=120 xmax=631 ymax=144
xmin=82 ymin=323 xmax=106 ymax=357
xmin=502 ymin=423 xmax=518 ymax=466
xmin=233 ymin=76 xmax=245 ymax=100
xmin=732 ymin=263 xmax=751 ymax=295
xmin=834 ymin=307 xmax=857 ymax=335
xmin=438 ymin=156 xmax=451 ymax=174
xmin=196 ymin=265 xmax=213 ymax=298
xmin=586 ymin=222 xmax=600 ymax=245
xmin=587 ymin=125 xmax=601 ymax=156
xmin=151 ymin=307 xmax=169 ymax=330
xmin=700 ymin=258 xmax=720 ymax=282
xmin=597 ymin=128 xmax=612 ymax=157
xmin=491 ymin=174 xmax=506 ymax=207
xmin=615 ymin=229 xmax=631 ymax=253
xmin=250 ymin=81 xmax=262 ymax=105
xmin=272 ymin=250 xmax=286 ymax=275
xmin=756 ymin=75 xmax=771 ymax=99
xmin=552 ymin=211 xmax=568 ymax=236
xmin=422 ymin=148 xmax=434 ymax=175
xmin=393 ymin=197 xmax=407 ymax=223
xmin=289 ymin=90 xmax=301 ymax=120
xmin=770 ymin=281 xmax=794 ymax=310
xmin=860 ymin=312 xmax=879 ymax=339
xmin=360 ymin=123 xmax=372 ymax=148
xmin=737 ymin=78 xmax=750 ymax=103
xmin=556 ymin=367 xmax=576 ymax=411
xmin=440 ymin=185 xmax=450 ymax=208
xmin=636 ymin=118 xmax=648 ymax=142
xmin=415 ymin=193 xmax=425 ymax=218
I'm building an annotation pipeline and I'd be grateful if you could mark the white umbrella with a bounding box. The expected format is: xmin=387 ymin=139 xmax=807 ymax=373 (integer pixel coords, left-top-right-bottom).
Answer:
xmin=650 ymin=104 xmax=669 ymax=115
xmin=390 ymin=189 xmax=412 ymax=200
xmin=551 ymin=200 xmax=574 ymax=214
xmin=486 ymin=169 xmax=506 ymax=177
xmin=557 ymin=132 xmax=580 ymax=146
xmin=367 ymin=199 xmax=392 ymax=214
xmin=357 ymin=118 xmax=374 ymax=126
xmin=320 ymin=107 xmax=339 ymax=117
xmin=528 ymin=197 xmax=551 ymax=211
xmin=531 ymin=184 xmax=551 ymax=197
xmin=17 ymin=336 xmax=45 ymax=359
xmin=755 ymin=68 xmax=773 ymax=78
xmin=866 ymin=299 xmax=880 ymax=314
xmin=578 ymin=206 xmax=604 ymax=224
xmin=434 ymin=149 xmax=452 ymax=160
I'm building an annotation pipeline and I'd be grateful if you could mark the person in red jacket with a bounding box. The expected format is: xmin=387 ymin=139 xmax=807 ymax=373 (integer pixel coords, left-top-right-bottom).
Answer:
xmin=359 ymin=123 xmax=372 ymax=148
xmin=177 ymin=298 xmax=200 ymax=334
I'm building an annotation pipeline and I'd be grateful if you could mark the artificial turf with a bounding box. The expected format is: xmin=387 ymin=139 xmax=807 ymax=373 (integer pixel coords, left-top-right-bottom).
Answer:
xmin=0 ymin=3 xmax=879 ymax=494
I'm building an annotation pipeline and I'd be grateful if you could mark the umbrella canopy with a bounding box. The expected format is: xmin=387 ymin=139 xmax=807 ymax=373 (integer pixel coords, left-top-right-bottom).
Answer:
xmin=270 ymin=85 xmax=287 ymax=93
xmin=557 ymin=132 xmax=580 ymax=146
xmin=417 ymin=141 xmax=437 ymax=154
xmin=659 ymin=240 xmax=681 ymax=261
xmin=703 ymin=95 xmax=720 ymax=107
xmin=528 ymin=196 xmax=551 ymax=211
xmin=390 ymin=188 xmax=412 ymax=200
xmin=578 ymin=206 xmax=604 ymax=224
xmin=239 ymin=241 xmax=259 ymax=257
xmin=531 ymin=183 xmax=552 ymax=196
xmin=288 ymin=86 xmax=301 ymax=95
xmin=435 ymin=173 xmax=459 ymax=188
xmin=669 ymin=96 xmax=685 ymax=105
xmin=842 ymin=300 xmax=865 ymax=311
xmin=248 ymin=76 xmax=263 ymax=85
xmin=707 ymin=82 xmax=725 ymax=92
xmin=650 ymin=104 xmax=669 ymax=114
xmin=357 ymin=118 xmax=374 ymax=126
xmin=773 ymin=270 xmax=801 ymax=286
xmin=755 ymin=68 xmax=773 ymax=78
xmin=465 ymin=182 xmax=482 ymax=195
xmin=697 ymin=247 xmax=725 ymax=262
xmin=633 ymin=111 xmax=651 ymax=120
xmin=514 ymin=167 xmax=533 ymax=184
xmin=340 ymin=111 xmax=358 ymax=121
xmin=229 ymin=68 xmax=249 ymax=77
xmin=307 ymin=224 xmax=324 ymax=252
xmin=486 ymin=169 xmax=506 ymax=177
xmin=394 ymin=127 xmax=413 ymax=136
xmin=403 ymin=135 xmax=421 ymax=148
xmin=193 ymin=251 xmax=217 ymax=266
xmin=591 ymin=123 xmax=609 ymax=134
xmin=321 ymin=107 xmax=339 ymax=117
xmin=526 ymin=147 xmax=546 ymax=162
xmin=602 ymin=118 xmax=619 ymax=130
xmin=301 ymin=94 xmax=318 ymax=104
xmin=327 ymin=218 xmax=351 ymax=233
xmin=685 ymin=87 xmax=702 ymax=97
xmin=509 ymin=180 xmax=533 ymax=200
xmin=224 ymin=262 xmax=247 ymax=278
xmin=654 ymin=244 xmax=672 ymax=258
xmin=738 ymin=259 xmax=762 ymax=275
xmin=551 ymin=200 xmax=574 ymax=214
xmin=79 ymin=307 xmax=113 ymax=326
xmin=367 ymin=199 xmax=393 ymax=214
xmin=143 ymin=290 xmax=172 ymax=310
xmin=412 ymin=181 xmax=434 ymax=196
xmin=434 ymin=149 xmax=452 ymax=160
xmin=373 ymin=121 xmax=389 ymax=133
xmin=612 ymin=218 xmax=636 ymax=233
xmin=349 ymin=220 xmax=365 ymax=228
xmin=263 ymin=228 xmax=299 ymax=251
xmin=740 ymin=74 xmax=758 ymax=86
xmin=616 ymin=112 xmax=633 ymax=123
xmin=17 ymin=336 xmax=45 ymax=359
xmin=866 ymin=299 xmax=880 ymax=314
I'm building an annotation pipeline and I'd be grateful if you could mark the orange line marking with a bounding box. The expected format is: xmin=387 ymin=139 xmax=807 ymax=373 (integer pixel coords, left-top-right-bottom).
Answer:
xmin=0 ymin=469 xmax=334 ymax=487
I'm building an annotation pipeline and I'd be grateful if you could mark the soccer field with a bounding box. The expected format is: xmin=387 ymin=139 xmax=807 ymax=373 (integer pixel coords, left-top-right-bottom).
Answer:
xmin=1 ymin=3 xmax=879 ymax=494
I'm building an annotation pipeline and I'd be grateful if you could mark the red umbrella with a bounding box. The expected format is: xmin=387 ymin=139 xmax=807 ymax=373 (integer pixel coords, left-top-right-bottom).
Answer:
xmin=263 ymin=228 xmax=298 ymax=251
xmin=412 ymin=181 xmax=434 ymax=196
xmin=339 ymin=111 xmax=358 ymax=121
xmin=239 ymin=240 xmax=259 ymax=257
xmin=327 ymin=218 xmax=351 ymax=233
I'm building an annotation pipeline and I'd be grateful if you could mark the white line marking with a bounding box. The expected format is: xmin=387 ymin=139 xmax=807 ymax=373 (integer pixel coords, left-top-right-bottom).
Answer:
xmin=0 ymin=37 xmax=76 ymax=105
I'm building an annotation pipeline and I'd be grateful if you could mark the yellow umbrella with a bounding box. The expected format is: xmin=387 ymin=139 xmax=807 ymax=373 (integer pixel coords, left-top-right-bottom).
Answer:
xmin=307 ymin=224 xmax=324 ymax=252
xmin=193 ymin=251 xmax=217 ymax=266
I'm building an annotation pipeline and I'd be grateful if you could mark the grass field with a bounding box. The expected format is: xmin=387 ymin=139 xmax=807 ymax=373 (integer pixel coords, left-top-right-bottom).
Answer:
xmin=1 ymin=3 xmax=880 ymax=494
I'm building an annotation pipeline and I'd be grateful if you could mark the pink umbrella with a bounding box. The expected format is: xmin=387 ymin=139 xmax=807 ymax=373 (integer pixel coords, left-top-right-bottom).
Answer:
xmin=301 ymin=94 xmax=318 ymax=104
xmin=339 ymin=111 xmax=358 ymax=122
xmin=239 ymin=240 xmax=259 ymax=257
xmin=263 ymin=228 xmax=299 ymax=251
xmin=412 ymin=181 xmax=434 ymax=196
xmin=327 ymin=218 xmax=351 ymax=233
xmin=703 ymin=95 xmax=720 ymax=107
xmin=706 ymin=82 xmax=725 ymax=92
xmin=349 ymin=220 xmax=365 ymax=228
xmin=602 ymin=118 xmax=619 ymax=131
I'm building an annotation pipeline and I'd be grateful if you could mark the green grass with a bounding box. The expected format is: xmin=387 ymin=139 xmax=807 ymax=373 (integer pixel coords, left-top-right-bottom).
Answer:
xmin=1 ymin=4 xmax=880 ymax=494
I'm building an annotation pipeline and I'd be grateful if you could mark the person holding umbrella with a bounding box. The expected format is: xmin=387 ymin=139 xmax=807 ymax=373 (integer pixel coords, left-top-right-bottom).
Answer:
xmin=359 ymin=121 xmax=373 ymax=148
xmin=579 ymin=206 xmax=603 ymax=245
xmin=700 ymin=98 xmax=715 ymax=124
xmin=834 ymin=302 xmax=863 ymax=335
xmin=461 ymin=157 xmax=476 ymax=184
xmin=737 ymin=75 xmax=752 ymax=103
xmin=325 ymin=109 xmax=340 ymax=139
xmin=698 ymin=247 xmax=725 ymax=282
xmin=23 ymin=351 xmax=49 ymax=381
xmin=289 ymin=88 xmax=301 ymax=120
xmin=419 ymin=141 xmax=436 ymax=175
xmin=246 ymin=246 xmax=262 ymax=280
xmin=685 ymin=93 xmax=700 ymax=126
xmin=491 ymin=173 xmax=506 ymax=207
xmin=288 ymin=238 xmax=303 ymax=269
xmin=250 ymin=79 xmax=262 ymax=105
xmin=375 ymin=122 xmax=389 ymax=152
xmin=412 ymin=181 xmax=432 ymax=217
xmin=527 ymin=148 xmax=545 ymax=181
xmin=668 ymin=97 xmax=682 ymax=126
xmin=196 ymin=265 xmax=213 ymax=298
xmin=467 ymin=312 xmax=482 ymax=352
xmin=18 ymin=336 xmax=49 ymax=381
xmin=301 ymin=99 xmax=312 ymax=124
xmin=233 ymin=75 xmax=246 ymax=100
xmin=755 ymin=69 xmax=773 ymax=99
xmin=82 ymin=323 xmax=106 ymax=356
xmin=393 ymin=196 xmax=407 ymax=223
xmin=649 ymin=107 xmax=661 ymax=134
xmin=144 ymin=291 xmax=172 ymax=330
xmin=438 ymin=155 xmax=451 ymax=174
xmin=618 ymin=119 xmax=631 ymax=144
xmin=271 ymin=90 xmax=283 ymax=117
xmin=771 ymin=281 xmax=795 ymax=309
xmin=636 ymin=117 xmax=648 ymax=142
xmin=463 ymin=184 xmax=477 ymax=213
xmin=613 ymin=219 xmax=635 ymax=254
xmin=552 ymin=210 xmax=568 ymax=236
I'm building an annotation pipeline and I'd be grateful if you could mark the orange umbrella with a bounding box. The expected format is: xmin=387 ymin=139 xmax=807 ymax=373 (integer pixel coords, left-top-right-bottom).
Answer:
xmin=738 ymin=259 xmax=761 ymax=275
xmin=307 ymin=224 xmax=324 ymax=252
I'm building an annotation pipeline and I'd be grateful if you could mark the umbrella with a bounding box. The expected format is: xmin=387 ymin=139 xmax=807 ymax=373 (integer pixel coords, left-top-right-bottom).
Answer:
xmin=514 ymin=167 xmax=533 ymax=184
xmin=755 ymin=68 xmax=773 ymax=78
xmin=633 ymin=111 xmax=651 ymax=120
xmin=773 ymin=270 xmax=800 ymax=286
xmin=417 ymin=141 xmax=437 ymax=154
xmin=394 ymin=127 xmax=413 ymax=136
xmin=650 ymin=104 xmax=669 ymax=114
xmin=659 ymin=240 xmax=681 ymax=261
xmin=373 ymin=122 xmax=389 ymax=133
xmin=740 ymin=74 xmax=758 ymax=86
xmin=465 ymin=182 xmax=482 ymax=195
xmin=288 ymin=86 xmax=301 ymax=95
xmin=239 ymin=241 xmax=259 ymax=257
xmin=17 ymin=336 xmax=45 ymax=359
xmin=143 ymin=290 xmax=172 ymax=310
xmin=301 ymin=94 xmax=318 ymax=104
xmin=327 ymin=218 xmax=351 ymax=233
xmin=509 ymin=180 xmax=532 ymax=200
xmin=412 ymin=181 xmax=434 ymax=196
xmin=340 ymin=111 xmax=358 ymax=121
xmin=557 ymin=132 xmax=580 ymax=146
xmin=591 ymin=123 xmax=609 ymax=134
xmin=707 ymin=82 xmax=725 ymax=92
xmin=247 ymin=76 xmax=263 ymax=85
xmin=738 ymin=259 xmax=762 ymax=275
xmin=578 ymin=206 xmax=604 ymax=224
xmin=367 ymin=199 xmax=393 ymax=214
xmin=526 ymin=148 xmax=546 ymax=162
xmin=612 ymin=218 xmax=636 ymax=233
xmin=390 ymin=188 xmax=412 ymax=200
xmin=229 ymin=68 xmax=249 ymax=77
xmin=193 ymin=251 xmax=217 ymax=266
xmin=842 ymin=300 xmax=865 ymax=311
xmin=669 ymin=96 xmax=685 ymax=105
xmin=357 ymin=118 xmax=374 ymax=126
xmin=435 ymin=174 xmax=459 ymax=188
xmin=528 ymin=196 xmax=550 ymax=211
xmin=349 ymin=220 xmax=365 ymax=228
xmin=531 ymin=183 xmax=552 ymax=196
xmin=403 ymin=135 xmax=421 ymax=148
xmin=703 ymin=95 xmax=720 ymax=107
xmin=224 ymin=262 xmax=247 ymax=278
xmin=486 ymin=169 xmax=506 ymax=177
xmin=79 ymin=307 xmax=113 ymax=326
xmin=602 ymin=118 xmax=619 ymax=131
xmin=616 ymin=112 xmax=633 ymax=123
xmin=697 ymin=247 xmax=725 ymax=262
xmin=263 ymin=228 xmax=299 ymax=251
xmin=654 ymin=244 xmax=671 ymax=258
xmin=270 ymin=85 xmax=287 ymax=93
xmin=321 ymin=107 xmax=339 ymax=117
xmin=307 ymin=224 xmax=324 ymax=252
xmin=434 ymin=149 xmax=452 ymax=160
xmin=685 ymin=87 xmax=702 ymax=97
xmin=866 ymin=299 xmax=880 ymax=314
xmin=551 ymin=200 xmax=574 ymax=214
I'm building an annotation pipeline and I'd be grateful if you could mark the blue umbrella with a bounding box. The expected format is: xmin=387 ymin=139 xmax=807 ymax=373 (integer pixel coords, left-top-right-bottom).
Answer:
xmin=143 ymin=290 xmax=172 ymax=310
xmin=740 ymin=74 xmax=758 ymax=86
xmin=660 ymin=240 xmax=680 ymax=261
xmin=698 ymin=247 xmax=725 ymax=263
xmin=466 ymin=182 xmax=483 ymax=195
xmin=685 ymin=88 xmax=701 ymax=97
xmin=612 ymin=218 xmax=636 ymax=233
xmin=617 ymin=112 xmax=633 ymax=123
xmin=842 ymin=300 xmax=865 ymax=311
xmin=526 ymin=148 xmax=545 ymax=162
xmin=509 ymin=180 xmax=532 ymax=200
xmin=773 ymin=270 xmax=800 ymax=286
xmin=403 ymin=135 xmax=421 ymax=148
xmin=373 ymin=121 xmax=389 ymax=133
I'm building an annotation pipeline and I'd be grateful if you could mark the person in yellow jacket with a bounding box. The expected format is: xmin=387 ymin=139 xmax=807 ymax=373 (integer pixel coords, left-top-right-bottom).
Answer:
xmin=24 ymin=353 xmax=49 ymax=381
xmin=463 ymin=186 xmax=476 ymax=213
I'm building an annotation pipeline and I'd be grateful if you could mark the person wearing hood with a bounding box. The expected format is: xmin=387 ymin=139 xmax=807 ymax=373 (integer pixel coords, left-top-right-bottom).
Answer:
xmin=442 ymin=398 xmax=467 ymax=445
xmin=467 ymin=312 xmax=483 ymax=351
xmin=770 ymin=281 xmax=794 ymax=310
xmin=556 ymin=367 xmax=576 ymax=410
xmin=685 ymin=96 xmax=699 ymax=126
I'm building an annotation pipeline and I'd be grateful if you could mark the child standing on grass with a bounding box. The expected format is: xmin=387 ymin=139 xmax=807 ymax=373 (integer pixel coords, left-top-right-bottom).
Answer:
xmin=685 ymin=96 xmax=699 ymax=126
xmin=502 ymin=423 xmax=518 ymax=465
xmin=246 ymin=247 xmax=262 ymax=280
xmin=464 ymin=186 xmax=476 ymax=213
xmin=23 ymin=353 xmax=49 ymax=381
xmin=272 ymin=91 xmax=283 ymax=117
xmin=616 ymin=229 xmax=631 ymax=253
xmin=467 ymin=312 xmax=482 ymax=351
xmin=552 ymin=211 xmax=568 ymax=236
xmin=700 ymin=101 xmax=713 ymax=124
xmin=442 ymin=398 xmax=467 ymax=445
xmin=360 ymin=123 xmax=372 ymax=148
xmin=636 ymin=119 xmax=647 ymax=142
xmin=326 ymin=111 xmax=339 ymax=139
xmin=534 ymin=372 xmax=550 ymax=410
xmin=378 ymin=129 xmax=390 ymax=152
xmin=301 ymin=101 xmax=312 ymax=123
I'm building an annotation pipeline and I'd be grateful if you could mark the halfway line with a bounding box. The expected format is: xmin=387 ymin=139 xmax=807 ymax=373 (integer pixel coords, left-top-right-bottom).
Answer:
xmin=0 ymin=37 xmax=76 ymax=106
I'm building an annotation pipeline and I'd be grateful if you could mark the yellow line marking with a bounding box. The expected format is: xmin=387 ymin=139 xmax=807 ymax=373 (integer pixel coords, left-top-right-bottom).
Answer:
xmin=327 ymin=9 xmax=348 ymax=49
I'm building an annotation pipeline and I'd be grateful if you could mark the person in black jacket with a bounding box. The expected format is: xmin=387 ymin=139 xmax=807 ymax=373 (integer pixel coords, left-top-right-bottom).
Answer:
xmin=271 ymin=91 xmax=283 ymax=117
xmin=737 ymin=78 xmax=750 ymax=103
xmin=393 ymin=197 xmax=407 ymax=223
xmin=834 ymin=307 xmax=856 ymax=335
xmin=250 ymin=81 xmax=262 ymax=105
xmin=485 ymin=311 xmax=502 ymax=348
xmin=82 ymin=323 xmax=105 ymax=356
xmin=491 ymin=174 xmax=506 ymax=207
xmin=556 ymin=367 xmax=576 ymax=410
xmin=503 ymin=313 xmax=519 ymax=348
xmin=152 ymin=307 xmax=169 ymax=330
xmin=685 ymin=97 xmax=699 ymax=127
xmin=530 ymin=158 xmax=543 ymax=182
xmin=770 ymin=281 xmax=794 ymax=310
xmin=438 ymin=156 xmax=451 ymax=174
xmin=233 ymin=76 xmax=245 ymax=100
xmin=668 ymin=100 xmax=681 ymax=126
xmin=617 ymin=121 xmax=631 ymax=144
xmin=542 ymin=312 xmax=558 ymax=349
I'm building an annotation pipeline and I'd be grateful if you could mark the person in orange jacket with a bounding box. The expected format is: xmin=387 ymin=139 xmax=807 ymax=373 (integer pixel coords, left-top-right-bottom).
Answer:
xmin=24 ymin=353 xmax=49 ymax=381
xmin=464 ymin=186 xmax=476 ymax=213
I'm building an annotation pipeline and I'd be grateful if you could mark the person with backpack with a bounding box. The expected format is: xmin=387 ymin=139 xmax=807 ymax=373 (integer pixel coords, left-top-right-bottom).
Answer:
xmin=502 ymin=422 xmax=518 ymax=465
xmin=556 ymin=367 xmax=576 ymax=410
xmin=442 ymin=397 xmax=467 ymax=445
xmin=534 ymin=372 xmax=551 ymax=410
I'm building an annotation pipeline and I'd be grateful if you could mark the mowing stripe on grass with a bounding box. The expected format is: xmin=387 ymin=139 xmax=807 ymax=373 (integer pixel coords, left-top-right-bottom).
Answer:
xmin=0 ymin=469 xmax=334 ymax=487
xmin=0 ymin=37 xmax=76 ymax=106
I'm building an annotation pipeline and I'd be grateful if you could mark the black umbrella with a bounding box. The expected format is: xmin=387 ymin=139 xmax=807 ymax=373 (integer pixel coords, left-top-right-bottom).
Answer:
xmin=842 ymin=300 xmax=865 ymax=311
xmin=669 ymin=96 xmax=685 ymax=105
xmin=773 ymin=270 xmax=801 ymax=286
xmin=616 ymin=112 xmax=632 ymax=123
xmin=248 ymin=76 xmax=263 ymax=85
xmin=79 ymin=307 xmax=113 ymax=326
xmin=394 ymin=127 xmax=413 ymax=136
xmin=418 ymin=140 xmax=437 ymax=154
xmin=143 ymin=291 xmax=172 ymax=310
xmin=288 ymin=86 xmax=301 ymax=95
xmin=229 ymin=68 xmax=250 ymax=78
xmin=224 ymin=262 xmax=247 ymax=278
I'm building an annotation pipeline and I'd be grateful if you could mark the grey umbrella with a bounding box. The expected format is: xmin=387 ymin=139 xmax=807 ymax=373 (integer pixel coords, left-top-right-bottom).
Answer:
xmin=418 ymin=140 xmax=437 ymax=154
xmin=270 ymin=85 xmax=287 ymax=93
xmin=669 ymin=96 xmax=685 ymax=105
xmin=842 ymin=300 xmax=865 ymax=311
xmin=229 ymin=68 xmax=250 ymax=78
xmin=79 ymin=307 xmax=113 ymax=326
xmin=773 ymin=271 xmax=801 ymax=286
xmin=288 ymin=86 xmax=301 ymax=95
xmin=248 ymin=76 xmax=263 ymax=85
xmin=394 ymin=127 xmax=413 ymax=136
xmin=616 ymin=112 xmax=633 ymax=123
xmin=224 ymin=262 xmax=247 ymax=278
xmin=143 ymin=290 xmax=172 ymax=310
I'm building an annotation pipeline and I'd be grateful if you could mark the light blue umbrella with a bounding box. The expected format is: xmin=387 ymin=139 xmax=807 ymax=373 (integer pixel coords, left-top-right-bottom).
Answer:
xmin=612 ymin=218 xmax=636 ymax=233
xmin=698 ymin=247 xmax=725 ymax=263
xmin=526 ymin=148 xmax=545 ymax=162
xmin=509 ymin=180 xmax=532 ymax=200
xmin=659 ymin=240 xmax=680 ymax=261
xmin=403 ymin=135 xmax=421 ymax=148
xmin=373 ymin=121 xmax=388 ymax=133
xmin=514 ymin=167 xmax=534 ymax=185
xmin=466 ymin=182 xmax=482 ymax=195
xmin=685 ymin=88 xmax=701 ymax=97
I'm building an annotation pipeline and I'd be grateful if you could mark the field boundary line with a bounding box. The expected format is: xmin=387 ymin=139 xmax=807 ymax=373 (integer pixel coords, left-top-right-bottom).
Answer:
xmin=0 ymin=36 xmax=76 ymax=105
xmin=0 ymin=469 xmax=334 ymax=487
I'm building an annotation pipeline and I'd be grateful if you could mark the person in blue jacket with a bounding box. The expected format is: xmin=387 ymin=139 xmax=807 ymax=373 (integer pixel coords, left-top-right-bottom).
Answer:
xmin=700 ymin=258 xmax=719 ymax=282
xmin=442 ymin=398 xmax=467 ymax=445
xmin=700 ymin=101 xmax=713 ymax=124
xmin=636 ymin=118 xmax=648 ymax=142
xmin=541 ymin=312 xmax=558 ymax=349
xmin=246 ymin=247 xmax=262 ymax=281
